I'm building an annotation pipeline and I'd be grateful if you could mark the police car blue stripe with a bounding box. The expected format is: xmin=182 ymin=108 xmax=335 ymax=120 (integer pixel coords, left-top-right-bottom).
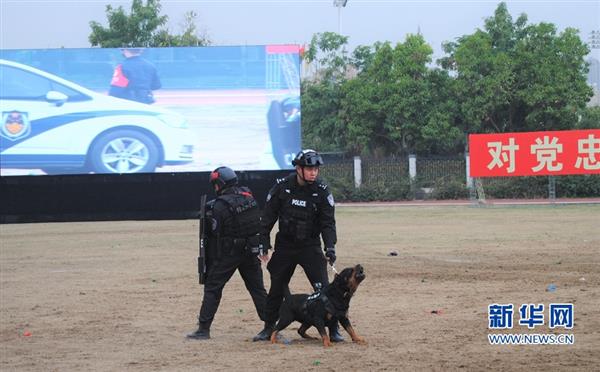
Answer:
xmin=0 ymin=154 xmax=84 ymax=167
xmin=0 ymin=110 xmax=161 ymax=151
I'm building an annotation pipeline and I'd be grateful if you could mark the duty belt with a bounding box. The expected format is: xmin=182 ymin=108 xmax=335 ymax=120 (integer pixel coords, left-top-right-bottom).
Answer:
xmin=222 ymin=237 xmax=247 ymax=250
xmin=221 ymin=236 xmax=261 ymax=255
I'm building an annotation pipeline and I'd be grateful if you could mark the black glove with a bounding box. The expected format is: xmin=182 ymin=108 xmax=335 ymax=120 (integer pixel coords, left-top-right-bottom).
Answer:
xmin=325 ymin=247 xmax=336 ymax=265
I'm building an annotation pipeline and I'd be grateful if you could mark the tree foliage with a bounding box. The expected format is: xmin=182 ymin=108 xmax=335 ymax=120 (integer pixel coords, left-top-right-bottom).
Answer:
xmin=578 ymin=106 xmax=600 ymax=128
xmin=301 ymin=2 xmax=595 ymax=157
xmin=304 ymin=32 xmax=351 ymax=82
xmin=440 ymin=2 xmax=592 ymax=135
xmin=301 ymin=80 xmax=347 ymax=152
xmin=152 ymin=11 xmax=211 ymax=47
xmin=89 ymin=0 xmax=210 ymax=47
xmin=342 ymin=35 xmax=462 ymax=155
xmin=303 ymin=34 xmax=462 ymax=155
xmin=301 ymin=32 xmax=350 ymax=152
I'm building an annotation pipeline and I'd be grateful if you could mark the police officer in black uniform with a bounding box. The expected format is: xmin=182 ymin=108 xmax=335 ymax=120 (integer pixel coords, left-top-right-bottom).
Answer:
xmin=252 ymin=149 xmax=344 ymax=342
xmin=109 ymin=48 xmax=161 ymax=104
xmin=187 ymin=166 xmax=269 ymax=340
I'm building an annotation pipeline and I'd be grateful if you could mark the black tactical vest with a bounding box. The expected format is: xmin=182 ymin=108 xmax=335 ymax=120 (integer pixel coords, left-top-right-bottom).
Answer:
xmin=217 ymin=189 xmax=261 ymax=239
xmin=277 ymin=187 xmax=319 ymax=240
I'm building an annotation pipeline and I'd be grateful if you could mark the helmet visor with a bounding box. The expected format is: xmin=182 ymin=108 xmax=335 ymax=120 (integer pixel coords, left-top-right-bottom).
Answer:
xmin=304 ymin=154 xmax=323 ymax=166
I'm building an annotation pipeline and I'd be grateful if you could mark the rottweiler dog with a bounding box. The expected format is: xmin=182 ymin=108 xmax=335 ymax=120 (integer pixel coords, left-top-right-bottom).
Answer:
xmin=270 ymin=264 xmax=366 ymax=347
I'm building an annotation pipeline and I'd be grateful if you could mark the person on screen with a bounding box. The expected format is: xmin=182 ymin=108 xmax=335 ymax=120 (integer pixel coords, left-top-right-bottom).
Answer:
xmin=187 ymin=167 xmax=270 ymax=341
xmin=252 ymin=149 xmax=344 ymax=343
xmin=108 ymin=48 xmax=161 ymax=104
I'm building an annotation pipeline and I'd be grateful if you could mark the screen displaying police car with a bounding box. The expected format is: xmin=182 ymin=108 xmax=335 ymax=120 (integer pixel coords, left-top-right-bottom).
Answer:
xmin=0 ymin=59 xmax=194 ymax=175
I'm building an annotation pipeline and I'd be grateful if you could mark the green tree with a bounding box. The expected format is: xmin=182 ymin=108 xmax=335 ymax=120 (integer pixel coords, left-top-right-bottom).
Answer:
xmin=89 ymin=0 xmax=210 ymax=47
xmin=304 ymin=32 xmax=350 ymax=82
xmin=577 ymin=106 xmax=600 ymax=128
xmin=303 ymin=33 xmax=461 ymax=156
xmin=152 ymin=11 xmax=211 ymax=47
xmin=177 ymin=11 xmax=211 ymax=46
xmin=341 ymin=35 xmax=461 ymax=155
xmin=441 ymin=2 xmax=593 ymax=136
xmin=302 ymin=3 xmax=594 ymax=157
xmin=301 ymin=80 xmax=347 ymax=152
xmin=301 ymin=32 xmax=350 ymax=152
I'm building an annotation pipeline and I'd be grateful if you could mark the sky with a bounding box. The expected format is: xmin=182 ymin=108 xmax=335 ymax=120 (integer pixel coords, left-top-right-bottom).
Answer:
xmin=0 ymin=0 xmax=599 ymax=62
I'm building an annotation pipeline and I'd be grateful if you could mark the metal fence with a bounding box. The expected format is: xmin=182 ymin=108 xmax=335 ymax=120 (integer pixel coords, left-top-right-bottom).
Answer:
xmin=415 ymin=156 xmax=466 ymax=186
xmin=319 ymin=156 xmax=355 ymax=182
xmin=321 ymin=155 xmax=465 ymax=186
xmin=319 ymin=154 xmax=599 ymax=200
xmin=361 ymin=156 xmax=409 ymax=183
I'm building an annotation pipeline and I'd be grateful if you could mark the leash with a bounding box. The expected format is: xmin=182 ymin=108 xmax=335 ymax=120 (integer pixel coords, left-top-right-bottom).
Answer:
xmin=329 ymin=262 xmax=338 ymax=274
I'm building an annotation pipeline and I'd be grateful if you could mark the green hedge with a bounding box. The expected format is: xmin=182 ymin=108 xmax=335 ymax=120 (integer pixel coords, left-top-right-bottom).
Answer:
xmin=481 ymin=175 xmax=600 ymax=199
xmin=325 ymin=175 xmax=413 ymax=202
xmin=430 ymin=176 xmax=470 ymax=200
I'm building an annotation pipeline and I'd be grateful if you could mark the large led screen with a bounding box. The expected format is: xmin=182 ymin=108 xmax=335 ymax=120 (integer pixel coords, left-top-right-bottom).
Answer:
xmin=0 ymin=45 xmax=301 ymax=176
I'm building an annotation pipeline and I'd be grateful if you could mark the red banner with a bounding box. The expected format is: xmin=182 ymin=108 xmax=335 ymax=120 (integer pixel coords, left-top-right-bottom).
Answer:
xmin=469 ymin=130 xmax=600 ymax=177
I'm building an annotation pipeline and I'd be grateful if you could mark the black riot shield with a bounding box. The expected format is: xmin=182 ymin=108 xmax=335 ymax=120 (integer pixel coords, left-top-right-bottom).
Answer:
xmin=198 ymin=194 xmax=207 ymax=284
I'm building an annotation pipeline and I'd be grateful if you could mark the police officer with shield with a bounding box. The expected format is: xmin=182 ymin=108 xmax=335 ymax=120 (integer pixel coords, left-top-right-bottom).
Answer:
xmin=187 ymin=166 xmax=269 ymax=340
xmin=253 ymin=149 xmax=344 ymax=342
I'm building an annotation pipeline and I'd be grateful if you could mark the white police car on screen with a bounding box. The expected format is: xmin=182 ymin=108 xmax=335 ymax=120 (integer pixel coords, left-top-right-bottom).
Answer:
xmin=0 ymin=59 xmax=194 ymax=175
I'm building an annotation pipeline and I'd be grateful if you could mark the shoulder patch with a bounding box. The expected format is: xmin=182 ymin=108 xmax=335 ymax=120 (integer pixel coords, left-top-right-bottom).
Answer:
xmin=276 ymin=177 xmax=287 ymax=184
xmin=318 ymin=183 xmax=328 ymax=190
xmin=327 ymin=194 xmax=335 ymax=207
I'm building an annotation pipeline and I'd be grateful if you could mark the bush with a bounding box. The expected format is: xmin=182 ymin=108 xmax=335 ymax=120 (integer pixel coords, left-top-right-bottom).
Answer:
xmin=482 ymin=177 xmax=547 ymax=199
xmin=326 ymin=175 xmax=412 ymax=202
xmin=480 ymin=175 xmax=600 ymax=199
xmin=430 ymin=177 xmax=469 ymax=200
xmin=325 ymin=176 xmax=355 ymax=202
xmin=556 ymin=175 xmax=600 ymax=197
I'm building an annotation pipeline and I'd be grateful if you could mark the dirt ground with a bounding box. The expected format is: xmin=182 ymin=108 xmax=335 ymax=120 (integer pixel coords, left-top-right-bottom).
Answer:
xmin=1 ymin=204 xmax=599 ymax=371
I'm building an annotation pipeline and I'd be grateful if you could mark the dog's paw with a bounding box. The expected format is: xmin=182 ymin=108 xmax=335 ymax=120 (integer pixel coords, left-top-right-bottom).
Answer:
xmin=270 ymin=333 xmax=279 ymax=344
xmin=353 ymin=337 xmax=367 ymax=345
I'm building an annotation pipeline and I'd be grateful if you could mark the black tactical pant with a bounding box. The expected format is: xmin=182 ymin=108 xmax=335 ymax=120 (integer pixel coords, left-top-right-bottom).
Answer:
xmin=264 ymin=244 xmax=328 ymax=324
xmin=198 ymin=251 xmax=267 ymax=327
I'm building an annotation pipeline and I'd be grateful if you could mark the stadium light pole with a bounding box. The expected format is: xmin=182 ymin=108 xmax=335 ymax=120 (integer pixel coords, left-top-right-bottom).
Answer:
xmin=333 ymin=0 xmax=349 ymax=35
xmin=590 ymin=30 xmax=600 ymax=56
xmin=589 ymin=30 xmax=600 ymax=93
xmin=590 ymin=30 xmax=600 ymax=48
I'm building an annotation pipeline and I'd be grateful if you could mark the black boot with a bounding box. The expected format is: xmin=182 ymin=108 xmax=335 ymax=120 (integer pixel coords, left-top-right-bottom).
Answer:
xmin=252 ymin=322 xmax=274 ymax=342
xmin=187 ymin=322 xmax=210 ymax=340
xmin=329 ymin=322 xmax=344 ymax=343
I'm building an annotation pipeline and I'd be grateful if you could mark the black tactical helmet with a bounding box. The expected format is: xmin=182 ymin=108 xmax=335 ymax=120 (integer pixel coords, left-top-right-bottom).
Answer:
xmin=210 ymin=166 xmax=238 ymax=190
xmin=291 ymin=149 xmax=324 ymax=167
